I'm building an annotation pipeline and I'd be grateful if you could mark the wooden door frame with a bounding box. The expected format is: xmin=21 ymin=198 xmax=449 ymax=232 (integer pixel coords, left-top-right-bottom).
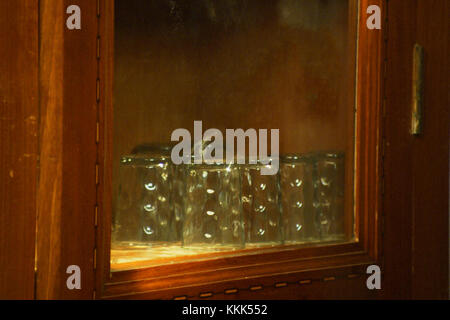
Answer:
xmin=36 ymin=0 xmax=98 ymax=299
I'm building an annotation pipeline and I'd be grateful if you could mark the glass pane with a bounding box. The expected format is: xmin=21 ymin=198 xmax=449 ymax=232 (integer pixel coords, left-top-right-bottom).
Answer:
xmin=112 ymin=0 xmax=357 ymax=271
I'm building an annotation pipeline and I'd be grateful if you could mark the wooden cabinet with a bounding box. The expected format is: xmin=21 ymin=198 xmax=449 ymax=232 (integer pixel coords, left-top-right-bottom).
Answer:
xmin=0 ymin=0 xmax=448 ymax=300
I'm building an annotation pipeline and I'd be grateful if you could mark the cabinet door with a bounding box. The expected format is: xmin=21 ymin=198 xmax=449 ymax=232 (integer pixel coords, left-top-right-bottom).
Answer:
xmin=97 ymin=0 xmax=381 ymax=299
xmin=383 ymin=0 xmax=449 ymax=299
xmin=31 ymin=0 xmax=448 ymax=300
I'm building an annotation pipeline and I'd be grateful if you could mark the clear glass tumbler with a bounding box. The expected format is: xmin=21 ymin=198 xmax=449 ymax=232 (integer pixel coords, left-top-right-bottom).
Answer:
xmin=182 ymin=163 xmax=243 ymax=248
xmin=113 ymin=144 xmax=181 ymax=247
xmin=280 ymin=154 xmax=316 ymax=243
xmin=241 ymin=162 xmax=282 ymax=245
xmin=312 ymin=152 xmax=345 ymax=240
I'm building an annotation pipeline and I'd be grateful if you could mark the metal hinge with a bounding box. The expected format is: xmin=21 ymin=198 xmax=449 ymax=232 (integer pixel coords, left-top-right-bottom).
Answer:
xmin=93 ymin=248 xmax=97 ymax=270
xmin=96 ymin=122 xmax=100 ymax=143
xmin=94 ymin=205 xmax=98 ymax=227
xmin=96 ymin=79 xmax=100 ymax=103
xmin=96 ymin=36 xmax=101 ymax=60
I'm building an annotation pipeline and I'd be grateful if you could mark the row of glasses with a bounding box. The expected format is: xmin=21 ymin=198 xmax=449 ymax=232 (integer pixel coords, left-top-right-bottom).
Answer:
xmin=112 ymin=147 xmax=346 ymax=251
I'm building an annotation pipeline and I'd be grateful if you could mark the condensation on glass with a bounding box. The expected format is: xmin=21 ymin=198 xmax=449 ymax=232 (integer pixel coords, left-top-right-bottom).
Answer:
xmin=112 ymin=0 xmax=358 ymax=270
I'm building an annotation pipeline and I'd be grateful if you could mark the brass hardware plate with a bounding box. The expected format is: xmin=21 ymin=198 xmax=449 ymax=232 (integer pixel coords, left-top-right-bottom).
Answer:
xmin=411 ymin=44 xmax=424 ymax=135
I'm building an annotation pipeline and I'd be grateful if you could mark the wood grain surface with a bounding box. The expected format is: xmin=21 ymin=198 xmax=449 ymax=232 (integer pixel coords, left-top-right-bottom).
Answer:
xmin=0 ymin=0 xmax=39 ymax=300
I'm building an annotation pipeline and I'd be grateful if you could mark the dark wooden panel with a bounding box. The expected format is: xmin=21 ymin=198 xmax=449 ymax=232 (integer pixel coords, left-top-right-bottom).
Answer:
xmin=411 ymin=0 xmax=449 ymax=299
xmin=37 ymin=0 xmax=98 ymax=299
xmin=383 ymin=0 xmax=449 ymax=299
xmin=0 ymin=0 xmax=39 ymax=300
xmin=383 ymin=0 xmax=416 ymax=299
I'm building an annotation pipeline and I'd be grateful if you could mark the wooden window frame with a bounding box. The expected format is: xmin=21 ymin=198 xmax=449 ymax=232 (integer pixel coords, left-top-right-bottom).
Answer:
xmin=91 ymin=0 xmax=385 ymax=299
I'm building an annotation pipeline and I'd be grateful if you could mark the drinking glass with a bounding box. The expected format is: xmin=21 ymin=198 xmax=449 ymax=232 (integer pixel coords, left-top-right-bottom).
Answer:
xmin=313 ymin=152 xmax=345 ymax=240
xmin=112 ymin=144 xmax=181 ymax=247
xmin=241 ymin=162 xmax=282 ymax=245
xmin=280 ymin=154 xmax=316 ymax=243
xmin=182 ymin=163 xmax=243 ymax=248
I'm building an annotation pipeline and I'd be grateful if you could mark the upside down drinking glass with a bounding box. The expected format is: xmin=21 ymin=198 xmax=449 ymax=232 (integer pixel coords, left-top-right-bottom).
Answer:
xmin=182 ymin=163 xmax=244 ymax=248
